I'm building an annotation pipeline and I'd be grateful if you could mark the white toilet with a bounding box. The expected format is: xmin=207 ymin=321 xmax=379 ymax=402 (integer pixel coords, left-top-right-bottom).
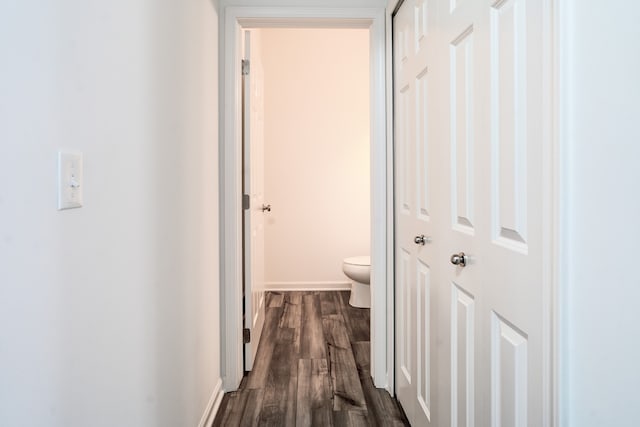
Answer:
xmin=342 ymin=256 xmax=371 ymax=308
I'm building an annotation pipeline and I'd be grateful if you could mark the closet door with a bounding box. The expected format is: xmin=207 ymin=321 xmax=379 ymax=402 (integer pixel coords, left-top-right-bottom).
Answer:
xmin=394 ymin=0 xmax=550 ymax=425
xmin=393 ymin=1 xmax=437 ymax=425
xmin=438 ymin=0 xmax=548 ymax=424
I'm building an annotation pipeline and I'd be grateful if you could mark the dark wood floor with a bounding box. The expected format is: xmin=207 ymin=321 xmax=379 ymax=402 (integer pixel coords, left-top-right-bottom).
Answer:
xmin=213 ymin=291 xmax=410 ymax=427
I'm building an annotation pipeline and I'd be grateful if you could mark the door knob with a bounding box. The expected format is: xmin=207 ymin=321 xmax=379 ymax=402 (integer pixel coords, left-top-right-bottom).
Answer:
xmin=450 ymin=252 xmax=467 ymax=267
xmin=261 ymin=204 xmax=271 ymax=212
xmin=414 ymin=235 xmax=430 ymax=245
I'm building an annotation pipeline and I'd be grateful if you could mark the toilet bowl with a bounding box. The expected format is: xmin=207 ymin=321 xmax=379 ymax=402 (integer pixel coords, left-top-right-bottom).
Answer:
xmin=342 ymin=256 xmax=371 ymax=308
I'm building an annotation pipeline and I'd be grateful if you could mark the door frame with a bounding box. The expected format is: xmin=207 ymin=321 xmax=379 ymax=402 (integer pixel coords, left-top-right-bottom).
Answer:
xmin=386 ymin=0 xmax=561 ymax=424
xmin=219 ymin=6 xmax=392 ymax=392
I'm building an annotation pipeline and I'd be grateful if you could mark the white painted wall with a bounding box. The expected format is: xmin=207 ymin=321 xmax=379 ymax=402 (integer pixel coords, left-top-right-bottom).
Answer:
xmin=0 ymin=1 xmax=221 ymax=426
xmin=561 ymin=2 xmax=640 ymax=425
xmin=258 ymin=28 xmax=370 ymax=288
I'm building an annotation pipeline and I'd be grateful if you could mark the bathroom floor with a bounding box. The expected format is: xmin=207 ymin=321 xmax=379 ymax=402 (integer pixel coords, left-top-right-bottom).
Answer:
xmin=213 ymin=291 xmax=410 ymax=426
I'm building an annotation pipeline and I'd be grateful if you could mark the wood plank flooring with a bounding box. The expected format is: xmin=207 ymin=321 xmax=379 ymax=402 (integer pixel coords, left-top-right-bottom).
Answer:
xmin=213 ymin=291 xmax=410 ymax=427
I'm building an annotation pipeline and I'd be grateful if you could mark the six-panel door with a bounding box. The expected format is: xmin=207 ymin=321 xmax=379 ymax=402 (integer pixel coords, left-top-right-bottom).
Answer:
xmin=393 ymin=0 xmax=547 ymax=425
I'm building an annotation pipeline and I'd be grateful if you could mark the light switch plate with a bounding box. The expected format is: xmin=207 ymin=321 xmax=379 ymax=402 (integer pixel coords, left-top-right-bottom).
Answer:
xmin=58 ymin=150 xmax=83 ymax=210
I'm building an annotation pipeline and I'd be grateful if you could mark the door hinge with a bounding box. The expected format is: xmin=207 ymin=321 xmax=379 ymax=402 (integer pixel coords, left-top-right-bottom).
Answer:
xmin=242 ymin=59 xmax=250 ymax=75
xmin=243 ymin=328 xmax=251 ymax=344
xmin=242 ymin=194 xmax=250 ymax=210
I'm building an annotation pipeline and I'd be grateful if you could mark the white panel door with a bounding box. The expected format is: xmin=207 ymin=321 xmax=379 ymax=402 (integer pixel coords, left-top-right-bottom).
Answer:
xmin=243 ymin=30 xmax=266 ymax=370
xmin=394 ymin=0 xmax=548 ymax=425
xmin=394 ymin=1 xmax=436 ymax=425
xmin=440 ymin=0 xmax=547 ymax=425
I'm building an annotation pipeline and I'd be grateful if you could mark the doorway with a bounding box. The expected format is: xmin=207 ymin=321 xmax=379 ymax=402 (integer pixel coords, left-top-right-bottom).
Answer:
xmin=220 ymin=7 xmax=390 ymax=392
xmin=242 ymin=26 xmax=371 ymax=371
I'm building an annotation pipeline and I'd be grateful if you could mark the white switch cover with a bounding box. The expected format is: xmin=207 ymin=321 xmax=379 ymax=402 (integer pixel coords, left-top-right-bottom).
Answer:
xmin=58 ymin=151 xmax=83 ymax=210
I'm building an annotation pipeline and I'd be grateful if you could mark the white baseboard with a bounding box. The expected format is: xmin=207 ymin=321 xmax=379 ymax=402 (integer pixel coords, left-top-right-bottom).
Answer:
xmin=265 ymin=281 xmax=351 ymax=291
xmin=198 ymin=378 xmax=224 ymax=427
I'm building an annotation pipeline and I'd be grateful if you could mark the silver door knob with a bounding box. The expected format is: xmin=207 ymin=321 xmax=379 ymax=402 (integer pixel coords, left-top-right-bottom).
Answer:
xmin=261 ymin=204 xmax=271 ymax=212
xmin=414 ymin=235 xmax=429 ymax=245
xmin=450 ymin=252 xmax=467 ymax=267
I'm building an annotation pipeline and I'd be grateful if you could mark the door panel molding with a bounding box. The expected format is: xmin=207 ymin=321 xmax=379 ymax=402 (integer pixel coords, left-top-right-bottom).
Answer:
xmin=490 ymin=0 xmax=529 ymax=254
xmin=491 ymin=311 xmax=528 ymax=427
xmin=450 ymin=25 xmax=476 ymax=234
xmin=451 ymin=283 xmax=475 ymax=427
xmin=417 ymin=260 xmax=432 ymax=420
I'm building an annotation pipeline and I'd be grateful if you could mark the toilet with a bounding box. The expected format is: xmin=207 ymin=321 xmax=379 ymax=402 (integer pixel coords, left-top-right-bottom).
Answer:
xmin=342 ymin=256 xmax=371 ymax=308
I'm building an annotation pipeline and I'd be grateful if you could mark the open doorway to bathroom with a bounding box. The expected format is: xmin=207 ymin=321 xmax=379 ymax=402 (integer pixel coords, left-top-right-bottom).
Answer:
xmin=242 ymin=25 xmax=371 ymax=369
xmin=221 ymin=25 xmax=383 ymax=421
xmin=216 ymin=24 xmax=405 ymax=422
xmin=220 ymin=7 xmax=390 ymax=396
xmin=258 ymin=27 xmax=370 ymax=304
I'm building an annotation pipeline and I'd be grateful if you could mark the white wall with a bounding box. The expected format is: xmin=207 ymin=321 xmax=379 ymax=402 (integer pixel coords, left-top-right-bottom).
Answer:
xmin=259 ymin=28 xmax=370 ymax=287
xmin=0 ymin=1 xmax=221 ymax=426
xmin=561 ymin=2 xmax=640 ymax=425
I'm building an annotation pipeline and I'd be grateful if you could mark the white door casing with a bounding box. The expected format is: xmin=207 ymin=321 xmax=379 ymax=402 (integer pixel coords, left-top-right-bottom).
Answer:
xmin=393 ymin=0 xmax=552 ymax=425
xmin=242 ymin=30 xmax=266 ymax=371
xmin=221 ymin=7 xmax=389 ymax=391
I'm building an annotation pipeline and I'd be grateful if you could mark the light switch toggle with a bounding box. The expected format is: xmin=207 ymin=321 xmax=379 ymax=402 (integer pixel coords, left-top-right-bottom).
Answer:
xmin=58 ymin=150 xmax=83 ymax=210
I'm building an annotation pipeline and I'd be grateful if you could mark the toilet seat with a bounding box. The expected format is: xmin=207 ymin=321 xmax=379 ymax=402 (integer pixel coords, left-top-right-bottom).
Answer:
xmin=343 ymin=256 xmax=370 ymax=267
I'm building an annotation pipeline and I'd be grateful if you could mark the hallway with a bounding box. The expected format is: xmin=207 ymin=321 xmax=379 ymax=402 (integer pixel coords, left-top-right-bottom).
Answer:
xmin=213 ymin=291 xmax=409 ymax=426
